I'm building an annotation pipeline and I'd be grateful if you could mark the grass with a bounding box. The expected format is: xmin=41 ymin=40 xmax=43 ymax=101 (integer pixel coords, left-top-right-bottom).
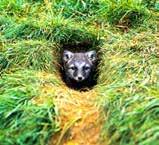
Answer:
xmin=0 ymin=0 xmax=159 ymax=145
xmin=97 ymin=15 xmax=159 ymax=145
xmin=0 ymin=70 xmax=59 ymax=145
xmin=0 ymin=40 xmax=57 ymax=72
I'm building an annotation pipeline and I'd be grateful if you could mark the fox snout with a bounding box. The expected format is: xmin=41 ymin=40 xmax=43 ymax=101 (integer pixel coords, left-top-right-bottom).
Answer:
xmin=75 ymin=75 xmax=85 ymax=82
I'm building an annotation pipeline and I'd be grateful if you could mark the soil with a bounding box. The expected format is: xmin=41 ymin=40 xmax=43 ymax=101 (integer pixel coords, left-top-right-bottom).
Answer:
xmin=35 ymin=72 xmax=106 ymax=145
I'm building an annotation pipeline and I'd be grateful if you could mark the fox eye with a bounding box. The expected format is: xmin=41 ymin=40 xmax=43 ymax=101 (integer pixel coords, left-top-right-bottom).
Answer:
xmin=69 ymin=66 xmax=77 ymax=70
xmin=84 ymin=66 xmax=90 ymax=70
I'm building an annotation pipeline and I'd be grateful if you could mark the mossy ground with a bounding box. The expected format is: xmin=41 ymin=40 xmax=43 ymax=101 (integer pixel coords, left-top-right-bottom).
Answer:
xmin=0 ymin=0 xmax=159 ymax=145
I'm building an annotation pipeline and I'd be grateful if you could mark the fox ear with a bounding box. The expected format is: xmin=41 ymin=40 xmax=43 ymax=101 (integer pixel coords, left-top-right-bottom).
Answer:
xmin=63 ymin=50 xmax=74 ymax=63
xmin=86 ymin=50 xmax=96 ymax=63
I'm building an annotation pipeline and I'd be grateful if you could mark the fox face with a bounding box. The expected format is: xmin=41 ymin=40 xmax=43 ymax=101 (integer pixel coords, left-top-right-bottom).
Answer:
xmin=62 ymin=50 xmax=96 ymax=82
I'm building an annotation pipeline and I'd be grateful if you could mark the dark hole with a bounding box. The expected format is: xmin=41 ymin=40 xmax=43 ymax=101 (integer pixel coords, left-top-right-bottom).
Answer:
xmin=59 ymin=41 xmax=100 ymax=91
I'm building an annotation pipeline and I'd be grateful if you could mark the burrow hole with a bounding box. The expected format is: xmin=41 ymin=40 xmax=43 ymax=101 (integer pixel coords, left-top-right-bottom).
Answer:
xmin=58 ymin=40 xmax=101 ymax=91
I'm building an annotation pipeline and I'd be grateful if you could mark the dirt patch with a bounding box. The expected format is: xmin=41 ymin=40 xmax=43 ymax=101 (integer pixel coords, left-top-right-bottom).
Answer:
xmin=35 ymin=72 xmax=106 ymax=145
xmin=51 ymin=87 xmax=105 ymax=145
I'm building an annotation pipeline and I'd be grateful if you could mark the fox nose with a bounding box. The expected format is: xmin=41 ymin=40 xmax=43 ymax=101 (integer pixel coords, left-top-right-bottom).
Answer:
xmin=78 ymin=76 xmax=83 ymax=81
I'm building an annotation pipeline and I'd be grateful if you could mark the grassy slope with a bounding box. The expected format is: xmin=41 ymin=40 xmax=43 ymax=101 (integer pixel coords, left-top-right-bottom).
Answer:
xmin=0 ymin=70 xmax=60 ymax=145
xmin=0 ymin=0 xmax=159 ymax=145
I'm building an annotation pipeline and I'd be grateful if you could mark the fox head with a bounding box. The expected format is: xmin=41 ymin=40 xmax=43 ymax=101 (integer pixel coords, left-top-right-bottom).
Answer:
xmin=62 ymin=50 xmax=97 ymax=82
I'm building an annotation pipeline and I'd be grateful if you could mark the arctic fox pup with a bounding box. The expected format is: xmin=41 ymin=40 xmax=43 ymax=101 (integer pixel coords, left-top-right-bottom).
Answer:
xmin=62 ymin=50 xmax=97 ymax=89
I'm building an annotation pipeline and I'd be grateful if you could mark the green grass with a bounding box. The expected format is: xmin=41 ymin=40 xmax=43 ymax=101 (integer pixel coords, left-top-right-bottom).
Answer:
xmin=0 ymin=0 xmax=159 ymax=145
xmin=0 ymin=40 xmax=57 ymax=72
xmin=97 ymin=13 xmax=159 ymax=145
xmin=96 ymin=0 xmax=158 ymax=144
xmin=0 ymin=70 xmax=59 ymax=145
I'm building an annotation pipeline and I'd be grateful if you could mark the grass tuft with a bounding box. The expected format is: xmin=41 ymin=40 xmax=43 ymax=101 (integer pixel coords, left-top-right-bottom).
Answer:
xmin=0 ymin=70 xmax=59 ymax=145
xmin=0 ymin=40 xmax=57 ymax=72
xmin=97 ymin=0 xmax=151 ymax=28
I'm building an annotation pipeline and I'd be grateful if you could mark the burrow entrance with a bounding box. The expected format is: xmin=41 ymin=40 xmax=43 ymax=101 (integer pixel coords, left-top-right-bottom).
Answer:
xmin=58 ymin=40 xmax=101 ymax=91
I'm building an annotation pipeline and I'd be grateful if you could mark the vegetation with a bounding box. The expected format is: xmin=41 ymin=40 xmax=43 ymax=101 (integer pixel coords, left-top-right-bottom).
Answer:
xmin=0 ymin=70 xmax=59 ymax=145
xmin=0 ymin=0 xmax=159 ymax=145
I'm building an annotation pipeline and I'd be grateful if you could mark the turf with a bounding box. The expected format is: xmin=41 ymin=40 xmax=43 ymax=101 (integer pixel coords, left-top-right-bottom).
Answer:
xmin=0 ymin=0 xmax=159 ymax=145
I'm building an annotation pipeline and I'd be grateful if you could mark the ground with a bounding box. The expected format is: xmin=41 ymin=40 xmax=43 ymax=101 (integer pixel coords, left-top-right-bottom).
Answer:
xmin=36 ymin=72 xmax=106 ymax=145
